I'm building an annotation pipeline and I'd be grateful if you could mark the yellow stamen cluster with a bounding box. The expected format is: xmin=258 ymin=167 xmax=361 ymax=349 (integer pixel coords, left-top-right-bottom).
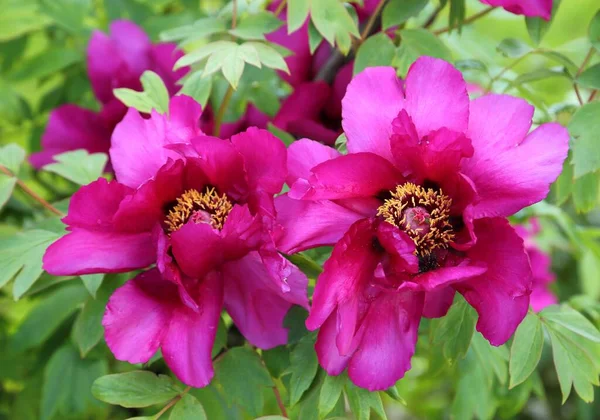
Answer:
xmin=165 ymin=188 xmax=232 ymax=233
xmin=377 ymin=182 xmax=454 ymax=256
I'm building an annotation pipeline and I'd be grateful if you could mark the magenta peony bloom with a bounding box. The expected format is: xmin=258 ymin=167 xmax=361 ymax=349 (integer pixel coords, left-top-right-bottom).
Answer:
xmin=514 ymin=219 xmax=558 ymax=312
xmin=30 ymin=20 xmax=187 ymax=168
xmin=276 ymin=57 xmax=569 ymax=390
xmin=481 ymin=0 xmax=552 ymax=20
xmin=43 ymin=96 xmax=308 ymax=387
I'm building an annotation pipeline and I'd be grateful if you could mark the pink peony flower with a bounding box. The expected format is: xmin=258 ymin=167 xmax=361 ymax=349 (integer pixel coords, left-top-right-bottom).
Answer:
xmin=276 ymin=57 xmax=569 ymax=390
xmin=480 ymin=0 xmax=552 ymax=20
xmin=514 ymin=219 xmax=558 ymax=311
xmin=43 ymin=96 xmax=308 ymax=387
xmin=30 ymin=20 xmax=188 ymax=168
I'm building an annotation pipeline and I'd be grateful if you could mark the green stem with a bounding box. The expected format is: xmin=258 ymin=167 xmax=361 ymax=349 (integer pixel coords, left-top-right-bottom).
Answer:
xmin=213 ymin=85 xmax=235 ymax=137
xmin=433 ymin=6 xmax=494 ymax=35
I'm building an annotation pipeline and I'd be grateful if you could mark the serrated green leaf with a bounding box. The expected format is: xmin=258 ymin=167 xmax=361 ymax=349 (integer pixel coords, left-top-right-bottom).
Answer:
xmin=289 ymin=335 xmax=319 ymax=406
xmin=215 ymin=347 xmax=273 ymax=416
xmin=0 ymin=229 xmax=62 ymax=298
xmin=247 ymin=41 xmax=289 ymax=73
xmin=319 ymin=374 xmax=346 ymax=418
xmin=230 ymin=11 xmax=283 ymax=40
xmin=354 ymin=33 xmax=396 ymax=75
xmin=179 ymin=73 xmax=213 ymax=107
xmin=311 ymin=0 xmax=359 ymax=53
xmin=92 ymin=371 xmax=180 ymax=408
xmin=160 ymin=17 xmax=226 ymax=43
xmin=382 ymin=0 xmax=427 ymax=30
xmin=10 ymin=283 xmax=89 ymax=352
xmin=141 ymin=71 xmax=170 ymax=113
xmin=44 ymin=150 xmax=107 ymax=185
xmin=307 ymin=19 xmax=323 ymax=54
xmin=589 ymin=9 xmax=600 ymax=52
xmin=169 ymin=394 xmax=207 ymax=420
xmin=569 ymin=102 xmax=600 ymax=178
xmin=41 ymin=344 xmax=107 ymax=420
xmin=287 ymin=0 xmax=310 ymax=33
xmin=175 ymin=41 xmax=235 ymax=70
xmin=540 ymin=305 xmax=600 ymax=342
xmin=509 ymin=312 xmax=544 ymax=388
xmin=431 ymin=294 xmax=477 ymax=364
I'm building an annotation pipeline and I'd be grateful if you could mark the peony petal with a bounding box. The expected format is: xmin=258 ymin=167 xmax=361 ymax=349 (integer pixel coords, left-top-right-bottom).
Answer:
xmin=110 ymin=108 xmax=181 ymax=188
xmin=347 ymin=290 xmax=423 ymax=391
xmin=103 ymin=269 xmax=177 ymax=364
xmin=164 ymin=95 xmax=204 ymax=144
xmin=43 ymin=229 xmax=155 ymax=276
xmin=231 ymin=127 xmax=286 ymax=194
xmin=464 ymin=117 xmax=569 ymax=218
xmin=342 ymin=67 xmax=404 ymax=161
xmin=456 ymin=218 xmax=532 ymax=346
xmin=87 ymin=30 xmax=125 ymax=104
xmin=108 ymin=20 xmax=151 ymax=76
xmin=376 ymin=222 xmax=419 ymax=275
xmin=171 ymin=221 xmax=224 ymax=279
xmin=162 ymin=271 xmax=224 ymax=388
xmin=289 ymin=153 xmax=403 ymax=200
xmin=275 ymin=194 xmax=366 ymax=254
xmin=223 ymin=252 xmax=308 ymax=348
xmin=423 ymin=287 xmax=455 ymax=318
xmin=306 ymin=219 xmax=381 ymax=330
xmin=404 ymin=57 xmax=469 ymax=138
xmin=480 ymin=0 xmax=552 ymax=19
xmin=221 ymin=204 xmax=263 ymax=260
xmin=286 ymin=139 xmax=340 ymax=186
xmin=30 ymin=105 xmax=112 ymax=168
xmin=315 ymin=313 xmax=352 ymax=376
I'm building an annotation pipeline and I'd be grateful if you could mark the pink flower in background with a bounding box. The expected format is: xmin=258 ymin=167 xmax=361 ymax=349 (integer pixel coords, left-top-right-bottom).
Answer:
xmin=43 ymin=96 xmax=308 ymax=387
xmin=481 ymin=0 xmax=552 ymax=20
xmin=277 ymin=57 xmax=569 ymax=390
xmin=30 ymin=20 xmax=188 ymax=168
xmin=515 ymin=219 xmax=558 ymax=311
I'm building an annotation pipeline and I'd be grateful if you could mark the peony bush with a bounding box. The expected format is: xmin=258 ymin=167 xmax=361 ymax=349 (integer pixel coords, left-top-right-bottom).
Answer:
xmin=1 ymin=0 xmax=600 ymax=419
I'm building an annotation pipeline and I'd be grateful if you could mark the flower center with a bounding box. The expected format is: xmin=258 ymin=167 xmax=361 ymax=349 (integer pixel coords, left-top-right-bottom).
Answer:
xmin=377 ymin=182 xmax=454 ymax=256
xmin=165 ymin=188 xmax=233 ymax=233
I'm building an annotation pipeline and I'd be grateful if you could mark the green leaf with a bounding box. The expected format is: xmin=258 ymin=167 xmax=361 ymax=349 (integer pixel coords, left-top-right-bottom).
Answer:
xmin=160 ymin=17 xmax=226 ymax=43
xmin=395 ymin=29 xmax=452 ymax=75
xmin=573 ymin=172 xmax=600 ymax=213
xmin=589 ymin=9 xmax=600 ymax=53
xmin=577 ymin=63 xmax=600 ymax=89
xmin=175 ymin=41 xmax=235 ymax=70
xmin=169 ymin=394 xmax=207 ymax=420
xmin=287 ymin=0 xmax=310 ymax=33
xmin=430 ymin=294 xmax=477 ymax=364
xmin=509 ymin=68 xmax=567 ymax=88
xmin=41 ymin=344 xmax=107 ymax=420
xmin=354 ymin=33 xmax=396 ymax=75
xmin=268 ymin=123 xmax=295 ymax=146
xmin=215 ymin=347 xmax=273 ymax=416
xmin=509 ymin=312 xmax=544 ymax=388
xmin=335 ymin=133 xmax=348 ymax=154
xmin=10 ymin=283 xmax=89 ymax=352
xmin=0 ymin=229 xmax=62 ymax=298
xmin=230 ymin=11 xmax=283 ymax=40
xmin=382 ymin=0 xmax=427 ymax=30
xmin=44 ymin=150 xmax=107 ymax=186
xmin=39 ymin=0 xmax=91 ymax=35
xmin=0 ymin=3 xmax=51 ymax=42
xmin=579 ymin=240 xmax=600 ymax=298
xmin=311 ymin=0 xmax=359 ymax=55
xmin=9 ymin=47 xmax=82 ymax=81
xmin=554 ymin=153 xmax=574 ymax=205
xmin=81 ymin=274 xmax=104 ymax=298
xmin=497 ymin=38 xmax=532 ymax=58
xmin=92 ymin=371 xmax=181 ymax=408
xmin=179 ymin=73 xmax=213 ymax=107
xmin=307 ymin=19 xmax=324 ymax=54
xmin=262 ymin=346 xmax=290 ymax=378
xmin=471 ymin=332 xmax=509 ymax=385
xmin=451 ymin=349 xmax=495 ymax=420
xmin=0 ymin=176 xmax=17 ymax=210
xmin=540 ymin=305 xmax=600 ymax=343
xmin=319 ymin=374 xmax=346 ymax=418
xmin=289 ymin=335 xmax=319 ymax=406
xmin=284 ymin=305 xmax=310 ymax=344
xmin=0 ymin=143 xmax=26 ymax=173
xmin=211 ymin=317 xmax=227 ymax=358
xmin=525 ymin=0 xmax=560 ymax=45
xmin=284 ymin=252 xmax=323 ymax=279
xmin=569 ymin=102 xmax=600 ymax=178
xmin=345 ymin=380 xmax=387 ymax=420
xmin=448 ymin=0 xmax=466 ymax=31
xmin=247 ymin=41 xmax=290 ymax=73
xmin=114 ymin=71 xmax=170 ymax=114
